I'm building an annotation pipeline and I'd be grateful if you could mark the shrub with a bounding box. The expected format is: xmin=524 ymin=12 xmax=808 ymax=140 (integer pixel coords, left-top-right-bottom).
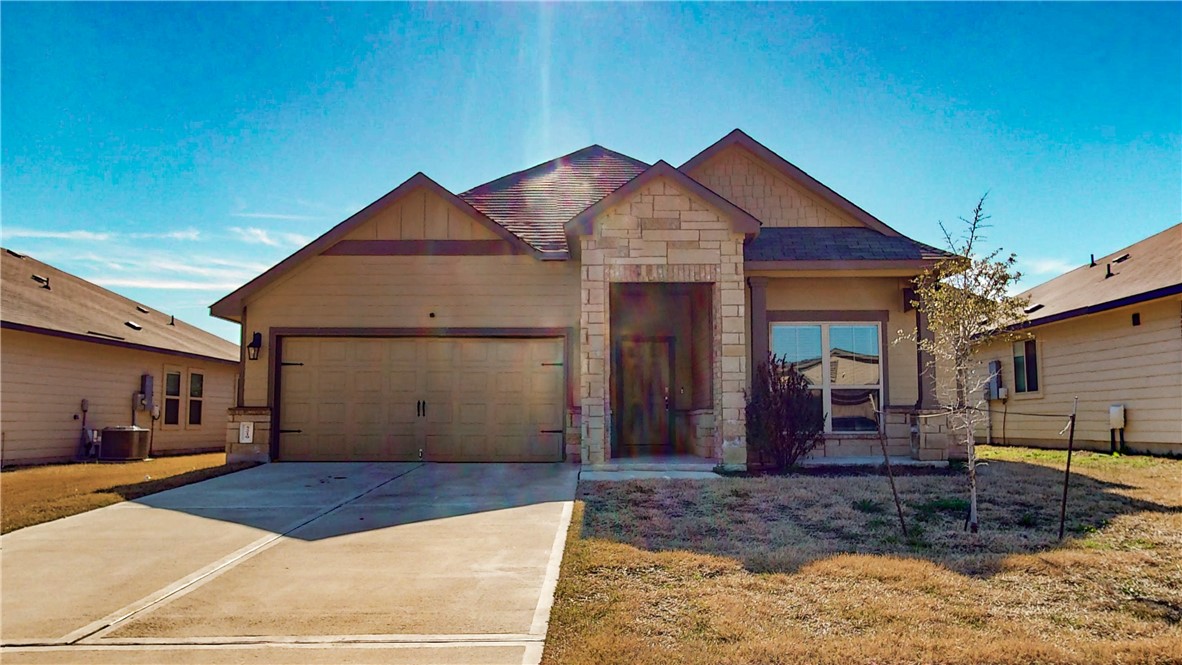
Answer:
xmin=745 ymin=355 xmax=826 ymax=471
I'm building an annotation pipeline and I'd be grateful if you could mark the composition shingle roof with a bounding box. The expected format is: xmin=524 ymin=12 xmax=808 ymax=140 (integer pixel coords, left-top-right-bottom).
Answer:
xmin=2 ymin=248 xmax=238 ymax=362
xmin=458 ymin=145 xmax=650 ymax=255
xmin=1016 ymin=223 xmax=1182 ymax=327
xmin=744 ymin=227 xmax=951 ymax=263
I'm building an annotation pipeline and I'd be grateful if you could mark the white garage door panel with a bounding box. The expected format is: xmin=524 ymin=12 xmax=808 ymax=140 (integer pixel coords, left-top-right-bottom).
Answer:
xmin=278 ymin=337 xmax=564 ymax=462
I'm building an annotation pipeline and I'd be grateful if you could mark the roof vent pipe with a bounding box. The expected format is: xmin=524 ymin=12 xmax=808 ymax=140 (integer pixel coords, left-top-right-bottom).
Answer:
xmin=1090 ymin=254 xmax=1096 ymax=267
xmin=169 ymin=315 xmax=175 ymax=326
xmin=1105 ymin=263 xmax=1114 ymax=279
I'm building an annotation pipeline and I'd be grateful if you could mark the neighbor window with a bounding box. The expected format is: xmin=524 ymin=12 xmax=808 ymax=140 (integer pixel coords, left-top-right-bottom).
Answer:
xmin=164 ymin=370 xmax=182 ymax=425
xmin=771 ymin=322 xmax=882 ymax=433
xmin=188 ymin=372 xmax=204 ymax=426
xmin=1013 ymin=340 xmax=1039 ymax=393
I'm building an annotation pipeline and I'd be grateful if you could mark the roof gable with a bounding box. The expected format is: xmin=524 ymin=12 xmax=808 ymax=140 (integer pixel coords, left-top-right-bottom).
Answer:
xmin=458 ymin=145 xmax=649 ymax=255
xmin=566 ymin=161 xmax=761 ymax=237
xmin=1 ymin=249 xmax=238 ymax=362
xmin=681 ymin=129 xmax=901 ymax=237
xmin=211 ymin=173 xmax=537 ymax=319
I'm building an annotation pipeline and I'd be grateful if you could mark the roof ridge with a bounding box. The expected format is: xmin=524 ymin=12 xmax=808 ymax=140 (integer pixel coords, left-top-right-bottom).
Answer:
xmin=459 ymin=144 xmax=649 ymax=198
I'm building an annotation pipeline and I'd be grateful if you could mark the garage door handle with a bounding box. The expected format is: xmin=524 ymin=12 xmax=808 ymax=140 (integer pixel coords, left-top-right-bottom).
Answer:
xmin=422 ymin=400 xmax=426 ymax=417
xmin=280 ymin=429 xmax=302 ymax=434
xmin=540 ymin=429 xmax=563 ymax=434
xmin=416 ymin=400 xmax=423 ymax=417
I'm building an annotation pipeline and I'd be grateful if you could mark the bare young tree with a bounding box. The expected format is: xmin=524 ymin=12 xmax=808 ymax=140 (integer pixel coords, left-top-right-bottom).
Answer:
xmin=905 ymin=195 xmax=1029 ymax=533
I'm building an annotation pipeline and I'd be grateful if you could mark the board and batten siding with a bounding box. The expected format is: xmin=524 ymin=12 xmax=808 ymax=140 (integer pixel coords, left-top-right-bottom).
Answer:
xmin=686 ymin=145 xmax=863 ymax=229
xmin=237 ymin=185 xmax=583 ymax=407
xmin=0 ymin=329 xmax=236 ymax=465
xmin=761 ymin=276 xmax=920 ymax=407
xmin=974 ymin=297 xmax=1182 ymax=455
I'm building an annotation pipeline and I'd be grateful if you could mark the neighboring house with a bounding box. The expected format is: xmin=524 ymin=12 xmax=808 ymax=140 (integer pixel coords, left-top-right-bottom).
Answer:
xmin=213 ymin=129 xmax=958 ymax=467
xmin=974 ymin=224 xmax=1182 ymax=456
xmin=1 ymin=249 xmax=239 ymax=465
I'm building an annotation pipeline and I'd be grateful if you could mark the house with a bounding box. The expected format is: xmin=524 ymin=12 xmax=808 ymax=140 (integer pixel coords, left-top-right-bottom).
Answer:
xmin=1 ymin=249 xmax=239 ymax=465
xmin=212 ymin=129 xmax=959 ymax=467
xmin=974 ymin=224 xmax=1182 ymax=456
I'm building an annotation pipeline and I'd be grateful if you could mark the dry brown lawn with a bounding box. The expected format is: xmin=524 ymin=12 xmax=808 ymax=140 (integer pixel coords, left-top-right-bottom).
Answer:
xmin=544 ymin=446 xmax=1182 ymax=665
xmin=1 ymin=453 xmax=257 ymax=534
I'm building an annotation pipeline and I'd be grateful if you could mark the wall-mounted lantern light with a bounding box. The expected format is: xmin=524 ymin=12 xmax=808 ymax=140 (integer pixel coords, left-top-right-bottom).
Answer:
xmin=247 ymin=332 xmax=262 ymax=361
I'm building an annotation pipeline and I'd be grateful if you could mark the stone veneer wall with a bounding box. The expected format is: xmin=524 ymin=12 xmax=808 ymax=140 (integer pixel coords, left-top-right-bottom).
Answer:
xmin=226 ymin=406 xmax=271 ymax=463
xmin=578 ymin=178 xmax=747 ymax=465
xmin=688 ymin=147 xmax=862 ymax=229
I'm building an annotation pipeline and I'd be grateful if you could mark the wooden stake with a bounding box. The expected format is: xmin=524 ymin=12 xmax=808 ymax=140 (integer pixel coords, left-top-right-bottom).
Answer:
xmin=1058 ymin=396 xmax=1080 ymax=541
xmin=872 ymin=396 xmax=908 ymax=537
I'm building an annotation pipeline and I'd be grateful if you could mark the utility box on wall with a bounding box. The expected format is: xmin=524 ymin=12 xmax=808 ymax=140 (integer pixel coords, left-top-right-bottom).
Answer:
xmin=1109 ymin=404 xmax=1126 ymax=429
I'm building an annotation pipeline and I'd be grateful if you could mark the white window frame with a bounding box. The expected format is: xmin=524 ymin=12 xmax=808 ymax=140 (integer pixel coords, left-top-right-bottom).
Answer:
xmin=162 ymin=366 xmax=206 ymax=430
xmin=770 ymin=321 xmax=883 ymax=434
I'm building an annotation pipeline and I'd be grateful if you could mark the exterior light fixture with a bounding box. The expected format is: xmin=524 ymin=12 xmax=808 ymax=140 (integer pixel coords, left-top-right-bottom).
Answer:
xmin=247 ymin=332 xmax=262 ymax=361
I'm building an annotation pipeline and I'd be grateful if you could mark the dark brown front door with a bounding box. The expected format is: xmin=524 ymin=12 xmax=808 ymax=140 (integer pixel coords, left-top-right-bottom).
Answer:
xmin=616 ymin=338 xmax=672 ymax=456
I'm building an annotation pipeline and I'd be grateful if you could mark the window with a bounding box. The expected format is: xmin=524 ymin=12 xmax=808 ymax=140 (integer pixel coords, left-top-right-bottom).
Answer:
xmin=188 ymin=372 xmax=204 ymax=426
xmin=1013 ymin=340 xmax=1039 ymax=393
xmin=163 ymin=367 xmax=205 ymax=428
xmin=164 ymin=370 xmax=182 ymax=425
xmin=771 ymin=322 xmax=882 ymax=433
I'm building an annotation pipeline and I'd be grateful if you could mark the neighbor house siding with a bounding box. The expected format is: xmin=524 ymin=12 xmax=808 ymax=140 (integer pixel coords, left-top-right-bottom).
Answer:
xmin=0 ymin=330 xmax=235 ymax=465
xmin=687 ymin=145 xmax=863 ymax=229
xmin=974 ymin=297 xmax=1182 ymax=455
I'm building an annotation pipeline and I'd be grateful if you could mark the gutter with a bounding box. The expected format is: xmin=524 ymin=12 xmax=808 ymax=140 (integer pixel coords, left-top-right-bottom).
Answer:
xmin=1012 ymin=283 xmax=1182 ymax=331
xmin=1 ymin=321 xmax=239 ymax=365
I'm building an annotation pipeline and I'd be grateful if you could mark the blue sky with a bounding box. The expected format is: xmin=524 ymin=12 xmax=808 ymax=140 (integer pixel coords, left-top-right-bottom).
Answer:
xmin=3 ymin=2 xmax=1179 ymax=343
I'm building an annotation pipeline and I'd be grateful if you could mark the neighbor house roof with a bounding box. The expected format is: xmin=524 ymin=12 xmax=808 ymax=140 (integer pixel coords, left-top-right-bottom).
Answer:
xmin=458 ymin=145 xmax=650 ymax=255
xmin=745 ymin=227 xmax=951 ymax=268
xmin=2 ymin=248 xmax=238 ymax=363
xmin=1016 ymin=223 xmax=1182 ymax=328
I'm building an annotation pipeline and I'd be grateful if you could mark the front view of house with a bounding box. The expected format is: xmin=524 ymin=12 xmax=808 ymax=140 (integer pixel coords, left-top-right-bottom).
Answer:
xmin=214 ymin=130 xmax=956 ymax=467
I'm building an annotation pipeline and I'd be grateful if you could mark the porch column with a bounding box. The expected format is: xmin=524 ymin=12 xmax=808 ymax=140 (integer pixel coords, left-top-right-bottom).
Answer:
xmin=915 ymin=289 xmax=937 ymax=409
xmin=748 ymin=276 xmax=768 ymax=370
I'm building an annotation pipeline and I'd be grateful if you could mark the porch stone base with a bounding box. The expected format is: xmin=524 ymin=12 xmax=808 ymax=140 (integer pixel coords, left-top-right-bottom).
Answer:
xmin=226 ymin=407 xmax=271 ymax=464
xmin=577 ymin=177 xmax=749 ymax=466
xmin=916 ymin=410 xmax=967 ymax=461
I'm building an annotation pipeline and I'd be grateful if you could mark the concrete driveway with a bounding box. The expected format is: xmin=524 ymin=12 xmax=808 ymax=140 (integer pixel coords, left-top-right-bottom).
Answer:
xmin=1 ymin=462 xmax=577 ymax=664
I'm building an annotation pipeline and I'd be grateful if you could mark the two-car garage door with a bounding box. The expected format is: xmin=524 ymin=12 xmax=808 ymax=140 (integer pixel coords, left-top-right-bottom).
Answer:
xmin=278 ymin=337 xmax=565 ymax=462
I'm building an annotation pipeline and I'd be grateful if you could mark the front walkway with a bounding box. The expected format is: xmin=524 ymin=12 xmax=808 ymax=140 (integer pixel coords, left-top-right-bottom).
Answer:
xmin=1 ymin=463 xmax=577 ymax=665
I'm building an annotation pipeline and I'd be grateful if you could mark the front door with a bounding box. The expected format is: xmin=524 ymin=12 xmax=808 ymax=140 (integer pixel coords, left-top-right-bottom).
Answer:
xmin=615 ymin=338 xmax=672 ymax=456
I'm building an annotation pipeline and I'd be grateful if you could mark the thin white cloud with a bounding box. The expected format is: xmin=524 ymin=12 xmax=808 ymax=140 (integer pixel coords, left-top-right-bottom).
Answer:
xmin=1022 ymin=257 xmax=1077 ymax=276
xmin=2 ymin=228 xmax=110 ymax=241
xmin=129 ymin=229 xmax=201 ymax=241
xmin=90 ymin=277 xmax=244 ymax=291
xmin=230 ymin=212 xmax=323 ymax=221
xmin=229 ymin=227 xmax=309 ymax=247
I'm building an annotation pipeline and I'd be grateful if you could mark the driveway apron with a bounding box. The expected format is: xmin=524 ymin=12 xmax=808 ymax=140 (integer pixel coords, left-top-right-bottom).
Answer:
xmin=1 ymin=462 xmax=577 ymax=665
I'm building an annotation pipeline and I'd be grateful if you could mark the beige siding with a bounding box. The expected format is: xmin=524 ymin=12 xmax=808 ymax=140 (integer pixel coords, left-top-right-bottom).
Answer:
xmin=241 ymin=255 xmax=581 ymax=405
xmin=687 ymin=145 xmax=863 ymax=229
xmin=974 ymin=297 xmax=1182 ymax=454
xmin=763 ymin=276 xmax=919 ymax=407
xmin=342 ymin=188 xmax=500 ymax=241
xmin=0 ymin=330 xmax=236 ymax=465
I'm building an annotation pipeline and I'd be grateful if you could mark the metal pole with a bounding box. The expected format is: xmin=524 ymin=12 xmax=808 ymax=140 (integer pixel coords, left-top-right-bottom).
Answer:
xmin=1058 ymin=396 xmax=1079 ymax=541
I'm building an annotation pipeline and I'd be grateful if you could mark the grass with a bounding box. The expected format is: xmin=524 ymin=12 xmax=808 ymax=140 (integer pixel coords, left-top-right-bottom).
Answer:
xmin=1 ymin=453 xmax=257 ymax=534
xmin=543 ymin=445 xmax=1182 ymax=664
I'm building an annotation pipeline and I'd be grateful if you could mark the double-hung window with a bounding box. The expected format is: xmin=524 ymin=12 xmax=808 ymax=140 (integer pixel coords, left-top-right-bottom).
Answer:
xmin=162 ymin=367 xmax=205 ymax=428
xmin=1013 ymin=340 xmax=1039 ymax=393
xmin=770 ymin=322 xmax=882 ymax=433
